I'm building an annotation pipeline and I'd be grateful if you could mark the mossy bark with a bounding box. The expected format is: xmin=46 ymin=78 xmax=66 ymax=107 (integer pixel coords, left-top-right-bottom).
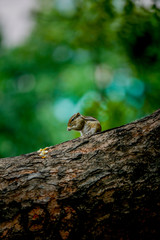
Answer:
xmin=0 ymin=109 xmax=160 ymax=240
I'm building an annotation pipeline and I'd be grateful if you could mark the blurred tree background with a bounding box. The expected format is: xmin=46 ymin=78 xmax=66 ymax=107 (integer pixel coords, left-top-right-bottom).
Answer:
xmin=0 ymin=0 xmax=160 ymax=158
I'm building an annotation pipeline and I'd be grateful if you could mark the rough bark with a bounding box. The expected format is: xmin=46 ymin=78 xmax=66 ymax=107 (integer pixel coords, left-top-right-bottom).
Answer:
xmin=0 ymin=109 xmax=160 ymax=240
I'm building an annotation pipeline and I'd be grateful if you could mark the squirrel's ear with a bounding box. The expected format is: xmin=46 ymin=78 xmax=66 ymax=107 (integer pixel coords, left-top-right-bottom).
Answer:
xmin=76 ymin=112 xmax=80 ymax=117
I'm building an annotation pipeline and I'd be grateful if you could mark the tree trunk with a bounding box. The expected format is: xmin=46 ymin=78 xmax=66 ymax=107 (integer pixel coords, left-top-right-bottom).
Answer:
xmin=0 ymin=110 xmax=160 ymax=240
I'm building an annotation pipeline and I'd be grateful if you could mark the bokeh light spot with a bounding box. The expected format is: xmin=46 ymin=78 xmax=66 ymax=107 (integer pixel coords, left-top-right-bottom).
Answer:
xmin=54 ymin=98 xmax=76 ymax=122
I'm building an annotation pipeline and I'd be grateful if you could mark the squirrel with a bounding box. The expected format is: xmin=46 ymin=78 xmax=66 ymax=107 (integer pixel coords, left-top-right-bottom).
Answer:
xmin=67 ymin=112 xmax=101 ymax=136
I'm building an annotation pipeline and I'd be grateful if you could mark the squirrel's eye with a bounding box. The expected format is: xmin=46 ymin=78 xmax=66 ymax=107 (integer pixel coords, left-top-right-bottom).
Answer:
xmin=71 ymin=118 xmax=74 ymax=122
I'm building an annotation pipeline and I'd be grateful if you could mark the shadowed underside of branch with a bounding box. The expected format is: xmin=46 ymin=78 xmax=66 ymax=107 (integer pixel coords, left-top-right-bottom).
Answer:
xmin=0 ymin=109 xmax=160 ymax=240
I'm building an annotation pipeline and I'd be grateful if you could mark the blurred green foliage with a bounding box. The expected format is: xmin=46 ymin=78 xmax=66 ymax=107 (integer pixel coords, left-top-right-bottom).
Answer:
xmin=0 ymin=0 xmax=160 ymax=157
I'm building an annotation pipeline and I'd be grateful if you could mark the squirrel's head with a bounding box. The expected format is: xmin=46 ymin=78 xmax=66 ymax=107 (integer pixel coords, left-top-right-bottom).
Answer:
xmin=67 ymin=113 xmax=84 ymax=131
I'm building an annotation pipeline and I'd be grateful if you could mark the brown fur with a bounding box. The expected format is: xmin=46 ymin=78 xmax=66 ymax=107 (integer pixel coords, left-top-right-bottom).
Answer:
xmin=67 ymin=113 xmax=101 ymax=136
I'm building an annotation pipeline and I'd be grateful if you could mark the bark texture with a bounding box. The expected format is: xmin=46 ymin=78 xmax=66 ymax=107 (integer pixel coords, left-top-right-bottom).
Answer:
xmin=0 ymin=109 xmax=160 ymax=240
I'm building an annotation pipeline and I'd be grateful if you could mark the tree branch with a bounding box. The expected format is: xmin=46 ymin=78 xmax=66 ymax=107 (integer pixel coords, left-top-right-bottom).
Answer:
xmin=0 ymin=109 xmax=160 ymax=240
